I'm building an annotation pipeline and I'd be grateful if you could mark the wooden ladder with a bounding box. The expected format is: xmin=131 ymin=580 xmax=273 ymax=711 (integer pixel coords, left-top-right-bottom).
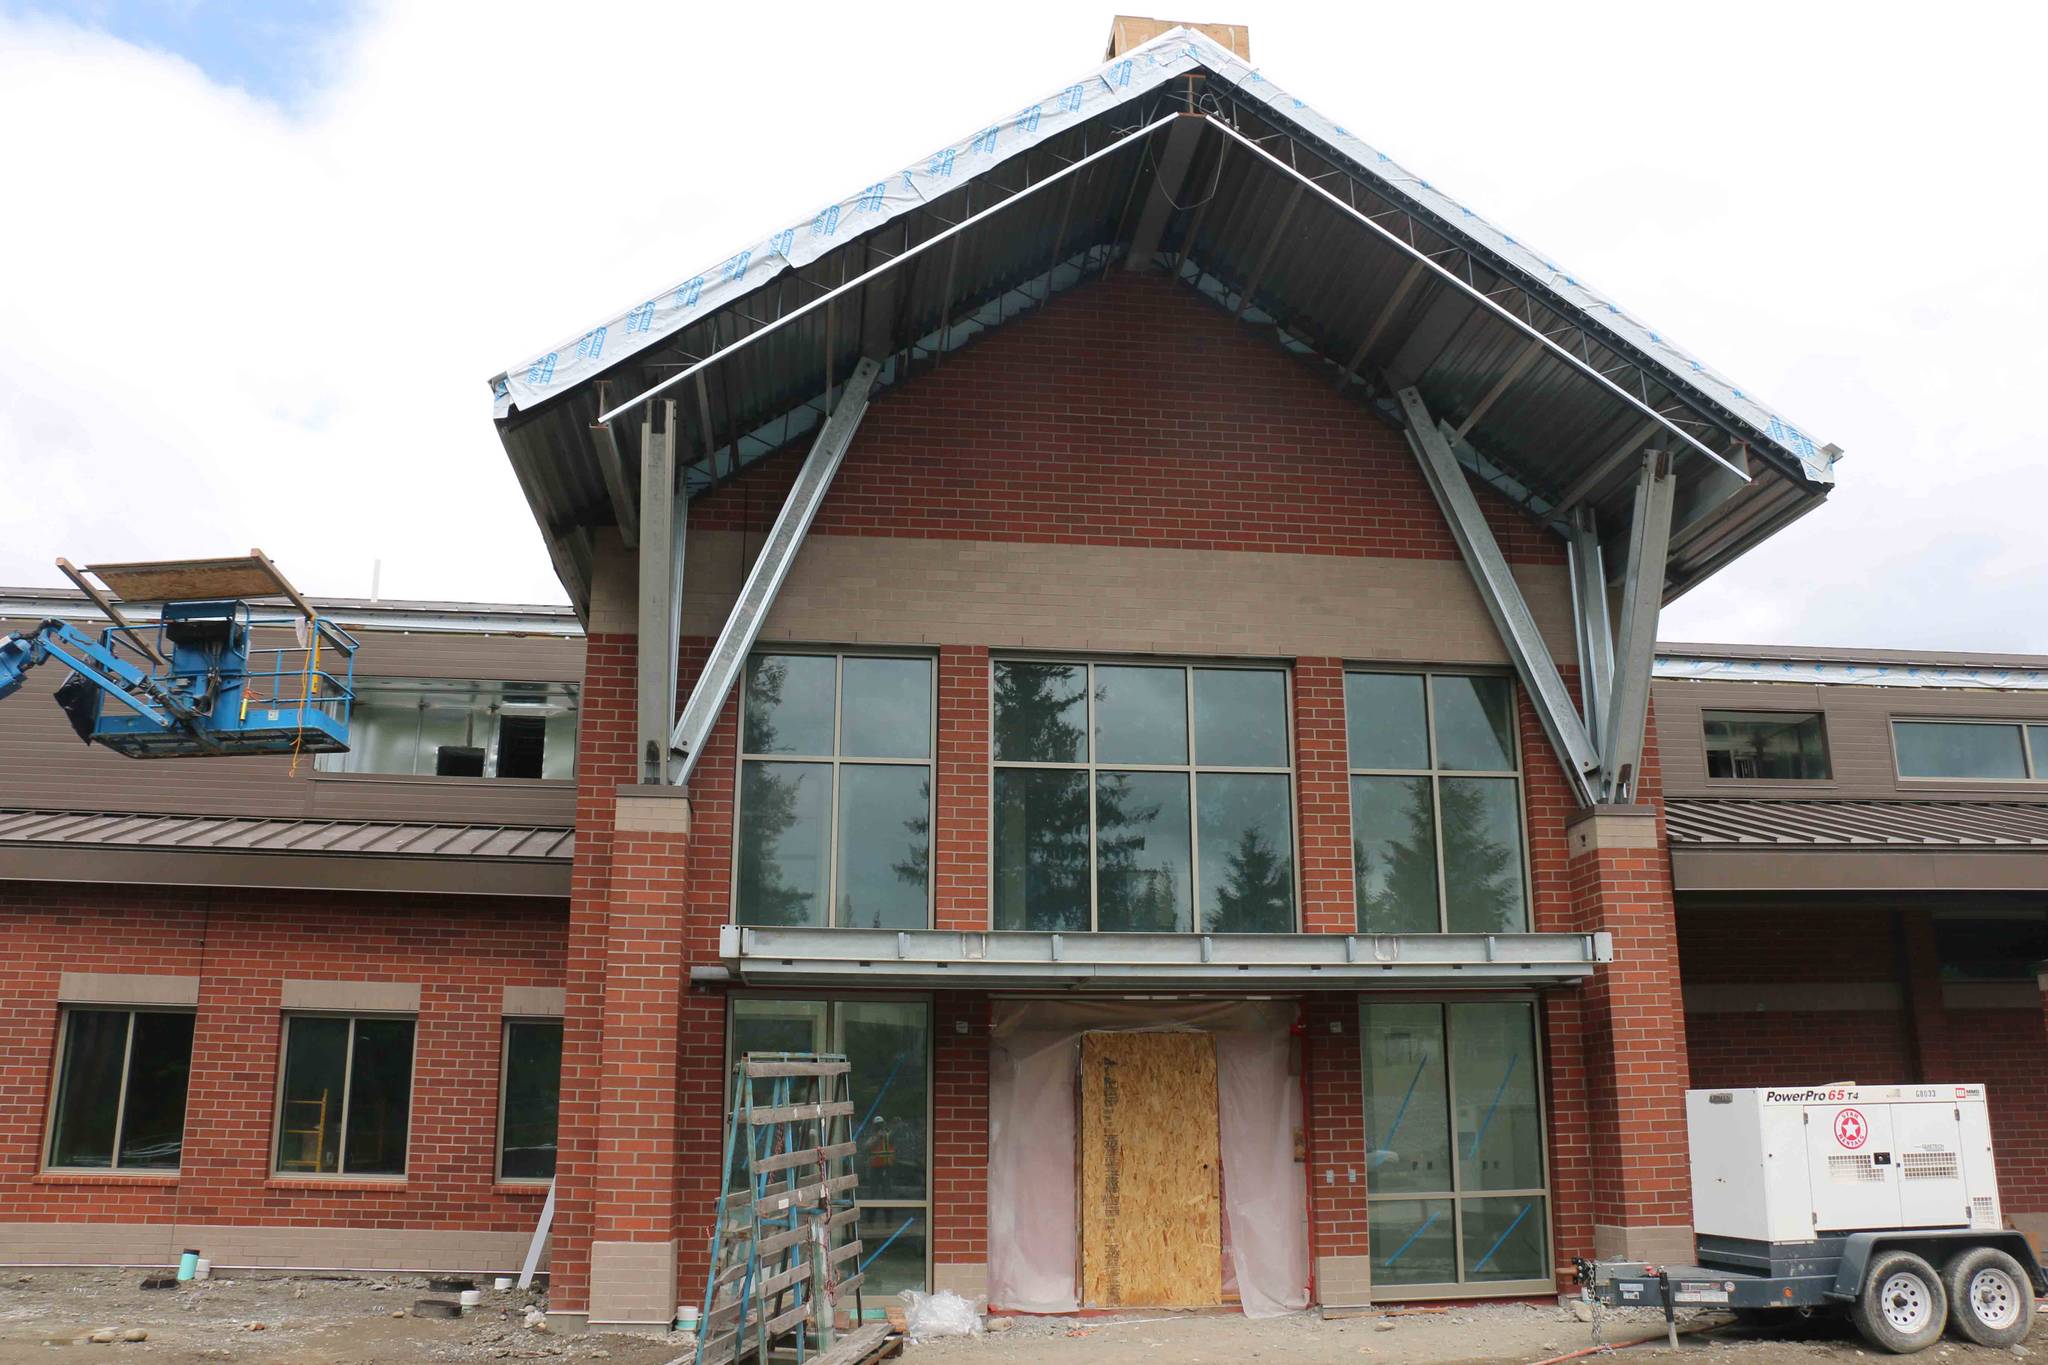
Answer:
xmin=694 ymin=1053 xmax=869 ymax=1365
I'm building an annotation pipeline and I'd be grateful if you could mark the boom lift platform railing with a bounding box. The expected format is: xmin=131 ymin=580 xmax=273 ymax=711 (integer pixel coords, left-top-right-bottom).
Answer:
xmin=696 ymin=1052 xmax=880 ymax=1365
xmin=0 ymin=552 xmax=356 ymax=760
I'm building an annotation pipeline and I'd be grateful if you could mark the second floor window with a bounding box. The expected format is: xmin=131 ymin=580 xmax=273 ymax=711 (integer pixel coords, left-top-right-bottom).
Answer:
xmin=1894 ymin=720 xmax=2048 ymax=781
xmin=1347 ymin=671 xmax=1528 ymax=935
xmin=992 ymin=660 xmax=1296 ymax=933
xmin=1703 ymin=710 xmax=1831 ymax=780
xmin=316 ymin=678 xmax=578 ymax=780
xmin=735 ymin=653 xmax=933 ymax=928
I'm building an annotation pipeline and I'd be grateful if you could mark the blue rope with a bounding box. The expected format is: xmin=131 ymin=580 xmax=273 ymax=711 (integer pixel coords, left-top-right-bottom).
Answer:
xmin=1381 ymin=1208 xmax=1440 ymax=1267
xmin=1470 ymin=1201 xmax=1533 ymax=1273
xmin=1467 ymin=1052 xmax=1519 ymax=1159
xmin=1371 ymin=1056 xmax=1429 ymax=1169
xmin=854 ymin=1048 xmax=911 ymax=1141
xmin=857 ymin=1212 xmax=919 ymax=1277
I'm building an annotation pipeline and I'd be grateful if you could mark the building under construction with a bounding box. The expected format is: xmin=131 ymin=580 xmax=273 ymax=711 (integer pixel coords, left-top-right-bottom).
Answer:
xmin=6 ymin=16 xmax=2048 ymax=1336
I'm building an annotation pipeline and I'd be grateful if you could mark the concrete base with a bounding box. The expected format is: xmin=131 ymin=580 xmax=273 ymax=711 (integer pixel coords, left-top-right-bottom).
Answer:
xmin=933 ymin=1260 xmax=988 ymax=1301
xmin=544 ymin=1311 xmax=589 ymax=1336
xmin=1593 ymin=1222 xmax=1696 ymax=1266
xmin=2009 ymin=1213 xmax=2047 ymax=1261
xmin=586 ymin=1239 xmax=678 ymax=1333
xmin=0 ymin=1221 xmax=538 ymax=1273
xmin=1315 ymin=1254 xmax=1371 ymax=1305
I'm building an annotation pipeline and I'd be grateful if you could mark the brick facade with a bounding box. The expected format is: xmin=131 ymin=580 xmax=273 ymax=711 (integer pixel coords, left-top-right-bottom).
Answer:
xmin=0 ymin=882 xmax=561 ymax=1266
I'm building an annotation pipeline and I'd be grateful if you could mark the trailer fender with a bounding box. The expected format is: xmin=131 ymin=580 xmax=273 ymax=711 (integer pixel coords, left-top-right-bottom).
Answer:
xmin=1829 ymin=1231 xmax=2047 ymax=1302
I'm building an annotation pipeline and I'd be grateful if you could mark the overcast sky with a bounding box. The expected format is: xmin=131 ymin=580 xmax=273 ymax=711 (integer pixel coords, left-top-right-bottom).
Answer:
xmin=3 ymin=1 xmax=2043 ymax=651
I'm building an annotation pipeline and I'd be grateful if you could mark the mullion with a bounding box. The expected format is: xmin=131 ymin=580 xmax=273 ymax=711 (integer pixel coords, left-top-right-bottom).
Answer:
xmin=107 ymin=1012 xmax=136 ymax=1171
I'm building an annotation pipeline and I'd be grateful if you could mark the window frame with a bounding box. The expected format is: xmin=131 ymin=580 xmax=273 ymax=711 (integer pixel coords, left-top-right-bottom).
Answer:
xmin=42 ymin=1006 xmax=195 ymax=1174
xmin=495 ymin=1016 xmax=563 ymax=1185
xmin=269 ymin=1011 xmax=418 ymax=1180
xmin=1344 ymin=667 xmax=1531 ymax=935
xmin=1356 ymin=994 xmax=1554 ymax=1299
xmin=312 ymin=676 xmax=579 ymax=784
xmin=987 ymin=654 xmax=1301 ymax=934
xmin=723 ymin=993 xmax=934 ymax=1310
xmin=731 ymin=647 xmax=939 ymax=930
xmin=1699 ymin=707 xmax=1834 ymax=784
xmin=1891 ymin=717 xmax=2048 ymax=785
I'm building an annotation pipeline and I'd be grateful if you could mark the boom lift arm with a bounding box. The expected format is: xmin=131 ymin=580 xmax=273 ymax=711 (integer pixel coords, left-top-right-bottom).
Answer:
xmin=0 ymin=619 xmax=195 ymax=740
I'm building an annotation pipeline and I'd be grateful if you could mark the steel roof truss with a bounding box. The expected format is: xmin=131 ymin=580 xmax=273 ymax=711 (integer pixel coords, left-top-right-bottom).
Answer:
xmin=1568 ymin=510 xmax=1617 ymax=748
xmin=669 ymin=357 xmax=881 ymax=785
xmin=1395 ymin=384 xmax=1601 ymax=804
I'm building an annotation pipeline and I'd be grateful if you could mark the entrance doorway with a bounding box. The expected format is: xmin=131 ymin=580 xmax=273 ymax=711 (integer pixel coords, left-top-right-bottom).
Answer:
xmin=1078 ymin=1031 xmax=1223 ymax=1307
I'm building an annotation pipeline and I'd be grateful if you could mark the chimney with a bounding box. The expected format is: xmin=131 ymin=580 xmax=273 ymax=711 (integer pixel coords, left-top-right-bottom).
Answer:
xmin=1105 ymin=15 xmax=1250 ymax=61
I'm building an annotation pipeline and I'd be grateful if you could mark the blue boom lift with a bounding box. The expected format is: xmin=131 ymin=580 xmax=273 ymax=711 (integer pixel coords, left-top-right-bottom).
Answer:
xmin=0 ymin=552 xmax=356 ymax=759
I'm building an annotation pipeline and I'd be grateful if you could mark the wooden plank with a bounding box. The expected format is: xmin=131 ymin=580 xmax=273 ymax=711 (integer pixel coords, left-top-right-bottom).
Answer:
xmin=749 ymin=1100 xmax=855 ymax=1125
xmin=752 ymin=1141 xmax=858 ymax=1175
xmin=827 ymin=1271 xmax=865 ymax=1300
xmin=810 ymin=1322 xmax=892 ymax=1365
xmin=744 ymin=1059 xmax=851 ymax=1078
xmin=757 ymin=1174 xmax=858 ymax=1215
xmin=767 ymin=1300 xmax=815 ymax=1336
xmin=1079 ymin=1030 xmax=1223 ymax=1308
xmin=829 ymin=1239 xmax=863 ymax=1266
xmin=757 ymin=1260 xmax=811 ymax=1296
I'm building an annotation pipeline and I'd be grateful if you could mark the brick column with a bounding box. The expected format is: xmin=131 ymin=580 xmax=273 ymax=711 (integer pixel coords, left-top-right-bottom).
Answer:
xmin=1565 ymin=803 xmax=1694 ymax=1266
xmin=1303 ymin=994 xmax=1368 ymax=1303
xmin=1898 ymin=911 xmax=1956 ymax=1081
xmin=585 ymin=785 xmax=692 ymax=1332
xmin=935 ymin=646 xmax=991 ymax=931
xmin=932 ymin=993 xmax=990 ymax=1299
xmin=1293 ymin=659 xmax=1355 ymax=933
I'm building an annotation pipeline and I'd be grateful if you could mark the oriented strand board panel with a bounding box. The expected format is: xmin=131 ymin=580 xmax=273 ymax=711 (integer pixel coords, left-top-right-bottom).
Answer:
xmin=1079 ymin=1030 xmax=1223 ymax=1307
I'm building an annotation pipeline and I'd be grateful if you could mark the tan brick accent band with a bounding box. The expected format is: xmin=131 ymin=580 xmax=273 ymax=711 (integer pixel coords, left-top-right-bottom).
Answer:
xmin=0 ymin=1221 xmax=537 ymax=1273
xmin=1566 ymin=805 xmax=1661 ymax=855
xmin=587 ymin=1239 xmax=678 ymax=1329
xmin=613 ymin=787 xmax=691 ymax=836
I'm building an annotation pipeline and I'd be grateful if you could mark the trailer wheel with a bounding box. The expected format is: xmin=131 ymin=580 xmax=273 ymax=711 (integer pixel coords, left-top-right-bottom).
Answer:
xmin=1941 ymin=1247 xmax=2033 ymax=1349
xmin=1849 ymin=1251 xmax=1948 ymax=1354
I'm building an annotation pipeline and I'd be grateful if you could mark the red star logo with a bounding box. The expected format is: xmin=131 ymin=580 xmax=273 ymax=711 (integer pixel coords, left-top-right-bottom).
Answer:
xmin=1834 ymin=1108 xmax=1868 ymax=1149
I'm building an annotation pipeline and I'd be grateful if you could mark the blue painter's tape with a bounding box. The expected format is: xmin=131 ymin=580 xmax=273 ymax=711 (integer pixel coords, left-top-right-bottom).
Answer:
xmin=1471 ymin=1202 xmax=1534 ymax=1274
xmin=1383 ymin=1209 xmax=1441 ymax=1268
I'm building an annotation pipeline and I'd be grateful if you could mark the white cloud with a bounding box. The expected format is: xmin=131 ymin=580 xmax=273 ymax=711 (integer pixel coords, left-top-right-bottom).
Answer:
xmin=2 ymin=0 xmax=2044 ymax=650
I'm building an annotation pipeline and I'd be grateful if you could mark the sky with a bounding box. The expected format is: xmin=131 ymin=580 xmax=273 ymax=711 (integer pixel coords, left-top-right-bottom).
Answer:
xmin=2 ymin=1 xmax=2044 ymax=651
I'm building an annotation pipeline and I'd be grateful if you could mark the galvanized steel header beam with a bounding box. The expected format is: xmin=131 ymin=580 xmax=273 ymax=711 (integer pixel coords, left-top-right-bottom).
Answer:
xmin=1601 ymin=450 xmax=1678 ymax=802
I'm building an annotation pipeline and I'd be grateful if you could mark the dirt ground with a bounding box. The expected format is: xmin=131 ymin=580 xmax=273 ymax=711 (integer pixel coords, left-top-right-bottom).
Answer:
xmin=0 ymin=1271 xmax=2042 ymax=1364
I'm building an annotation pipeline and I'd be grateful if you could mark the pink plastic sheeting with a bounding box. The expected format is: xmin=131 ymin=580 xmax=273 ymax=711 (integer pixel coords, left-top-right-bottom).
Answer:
xmin=986 ymin=1000 xmax=1310 ymax=1317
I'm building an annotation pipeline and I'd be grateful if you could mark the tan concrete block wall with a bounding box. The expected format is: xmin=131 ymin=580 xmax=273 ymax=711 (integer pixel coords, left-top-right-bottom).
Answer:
xmin=680 ymin=531 xmax=1575 ymax=667
xmin=0 ymin=1222 xmax=538 ymax=1273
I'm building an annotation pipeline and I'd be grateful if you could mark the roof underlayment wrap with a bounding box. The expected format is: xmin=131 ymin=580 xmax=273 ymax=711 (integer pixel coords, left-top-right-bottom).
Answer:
xmin=490 ymin=26 xmax=1839 ymax=616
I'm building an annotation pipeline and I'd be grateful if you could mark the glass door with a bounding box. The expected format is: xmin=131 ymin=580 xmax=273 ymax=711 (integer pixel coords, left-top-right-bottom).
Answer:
xmin=1359 ymin=999 xmax=1550 ymax=1295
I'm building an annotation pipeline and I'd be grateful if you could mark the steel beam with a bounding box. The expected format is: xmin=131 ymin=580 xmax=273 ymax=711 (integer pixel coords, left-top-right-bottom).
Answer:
xmin=636 ymin=401 xmax=685 ymax=784
xmin=1552 ymin=419 xmax=1660 ymax=517
xmin=1567 ymin=511 xmax=1615 ymax=748
xmin=590 ymin=421 xmax=639 ymax=551
xmin=1600 ymin=450 xmax=1678 ymax=802
xmin=1336 ymin=257 xmax=1426 ymax=391
xmin=1453 ymin=338 xmax=1543 ymax=441
xmin=670 ymin=357 xmax=881 ymax=784
xmin=1124 ymin=113 xmax=1205 ymax=273
xmin=1394 ymin=385 xmax=1601 ymax=804
xmin=1232 ymin=181 xmax=1303 ymax=319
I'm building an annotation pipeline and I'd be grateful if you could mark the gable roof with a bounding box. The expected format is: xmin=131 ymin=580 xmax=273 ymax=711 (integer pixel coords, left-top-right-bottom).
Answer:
xmin=491 ymin=27 xmax=1837 ymax=616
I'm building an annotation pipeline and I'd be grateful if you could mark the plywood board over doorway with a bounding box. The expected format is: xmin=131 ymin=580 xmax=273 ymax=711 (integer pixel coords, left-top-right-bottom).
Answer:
xmin=1078 ymin=1030 xmax=1223 ymax=1307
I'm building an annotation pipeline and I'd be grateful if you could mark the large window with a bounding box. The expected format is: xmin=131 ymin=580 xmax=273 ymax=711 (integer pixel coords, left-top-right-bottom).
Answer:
xmin=1894 ymin=720 xmax=2048 ymax=782
xmin=735 ymin=653 xmax=933 ymax=928
xmin=992 ymin=660 xmax=1296 ymax=933
xmin=1703 ymin=710 xmax=1831 ymax=780
xmin=498 ymin=1019 xmax=562 ymax=1181
xmin=1361 ymin=1000 xmax=1549 ymax=1292
xmin=315 ymin=678 xmax=577 ymax=780
xmin=728 ymin=999 xmax=930 ymax=1305
xmin=46 ymin=1009 xmax=194 ymax=1171
xmin=1347 ymin=672 xmax=1527 ymax=934
xmin=274 ymin=1015 xmax=415 ymax=1177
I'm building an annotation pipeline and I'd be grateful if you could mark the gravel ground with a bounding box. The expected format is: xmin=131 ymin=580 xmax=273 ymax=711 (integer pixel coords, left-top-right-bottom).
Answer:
xmin=0 ymin=1270 xmax=682 ymax=1363
xmin=1 ymin=1271 xmax=2042 ymax=1363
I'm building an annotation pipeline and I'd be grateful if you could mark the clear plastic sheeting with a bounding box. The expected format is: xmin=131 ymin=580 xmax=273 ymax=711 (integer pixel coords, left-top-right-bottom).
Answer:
xmin=1656 ymin=654 xmax=2048 ymax=692
xmin=986 ymin=1000 xmax=1308 ymax=1317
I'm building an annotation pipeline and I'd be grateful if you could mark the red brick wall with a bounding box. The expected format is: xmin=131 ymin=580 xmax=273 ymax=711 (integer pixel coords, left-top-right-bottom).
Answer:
xmin=0 ymin=881 xmax=562 ymax=1238
xmin=688 ymin=275 xmax=1560 ymax=568
xmin=1303 ymin=995 xmax=1367 ymax=1270
xmin=932 ymin=994 xmax=990 ymax=1269
xmin=935 ymin=646 xmax=991 ymax=932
